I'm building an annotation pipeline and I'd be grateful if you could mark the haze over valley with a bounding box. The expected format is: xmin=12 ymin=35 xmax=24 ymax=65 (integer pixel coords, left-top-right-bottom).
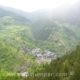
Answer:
xmin=0 ymin=0 xmax=80 ymax=80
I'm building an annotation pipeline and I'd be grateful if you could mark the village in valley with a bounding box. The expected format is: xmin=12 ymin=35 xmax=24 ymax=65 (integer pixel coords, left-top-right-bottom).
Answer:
xmin=31 ymin=48 xmax=57 ymax=63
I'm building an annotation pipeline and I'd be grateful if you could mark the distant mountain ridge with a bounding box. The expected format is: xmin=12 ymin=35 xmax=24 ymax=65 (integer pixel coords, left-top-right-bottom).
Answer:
xmin=0 ymin=5 xmax=30 ymax=24
xmin=0 ymin=2 xmax=80 ymax=54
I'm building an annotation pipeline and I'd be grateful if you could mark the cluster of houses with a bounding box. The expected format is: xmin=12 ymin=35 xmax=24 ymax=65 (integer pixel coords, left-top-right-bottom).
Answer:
xmin=31 ymin=48 xmax=57 ymax=61
xmin=20 ymin=44 xmax=57 ymax=63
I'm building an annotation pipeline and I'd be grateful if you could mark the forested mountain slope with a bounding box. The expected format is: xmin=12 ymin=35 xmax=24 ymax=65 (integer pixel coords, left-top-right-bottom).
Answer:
xmin=0 ymin=8 xmax=36 ymax=72
xmin=30 ymin=2 xmax=80 ymax=54
xmin=0 ymin=1 xmax=80 ymax=73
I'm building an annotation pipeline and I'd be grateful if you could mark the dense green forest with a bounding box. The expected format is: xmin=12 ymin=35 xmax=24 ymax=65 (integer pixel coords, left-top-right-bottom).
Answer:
xmin=0 ymin=44 xmax=80 ymax=80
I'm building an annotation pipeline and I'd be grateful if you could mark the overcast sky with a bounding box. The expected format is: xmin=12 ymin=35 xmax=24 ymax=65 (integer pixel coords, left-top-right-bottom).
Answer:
xmin=0 ymin=0 xmax=79 ymax=12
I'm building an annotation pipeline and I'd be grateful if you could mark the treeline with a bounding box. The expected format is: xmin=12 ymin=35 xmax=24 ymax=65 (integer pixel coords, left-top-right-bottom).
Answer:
xmin=27 ymin=45 xmax=80 ymax=80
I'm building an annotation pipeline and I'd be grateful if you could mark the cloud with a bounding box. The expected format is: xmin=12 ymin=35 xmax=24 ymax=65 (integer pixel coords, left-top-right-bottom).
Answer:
xmin=0 ymin=0 xmax=78 ymax=12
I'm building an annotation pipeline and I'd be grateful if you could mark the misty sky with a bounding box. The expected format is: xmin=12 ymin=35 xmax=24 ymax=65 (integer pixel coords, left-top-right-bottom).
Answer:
xmin=0 ymin=0 xmax=79 ymax=12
